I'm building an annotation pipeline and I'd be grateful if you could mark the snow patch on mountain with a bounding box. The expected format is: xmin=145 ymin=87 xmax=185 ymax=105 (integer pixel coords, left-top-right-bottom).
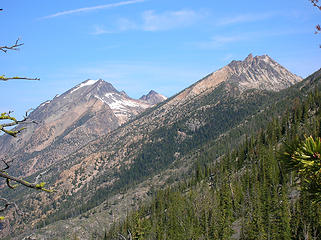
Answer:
xmin=70 ymin=79 xmax=98 ymax=94
xmin=95 ymin=93 xmax=149 ymax=113
xmin=39 ymin=100 xmax=51 ymax=108
xmin=109 ymin=99 xmax=142 ymax=111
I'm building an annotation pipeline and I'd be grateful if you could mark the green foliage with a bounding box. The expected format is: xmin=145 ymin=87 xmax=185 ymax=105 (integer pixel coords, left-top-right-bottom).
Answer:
xmin=280 ymin=135 xmax=321 ymax=202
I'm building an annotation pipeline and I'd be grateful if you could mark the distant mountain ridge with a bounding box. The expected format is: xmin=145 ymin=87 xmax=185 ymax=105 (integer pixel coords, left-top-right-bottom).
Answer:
xmin=0 ymin=79 xmax=165 ymax=176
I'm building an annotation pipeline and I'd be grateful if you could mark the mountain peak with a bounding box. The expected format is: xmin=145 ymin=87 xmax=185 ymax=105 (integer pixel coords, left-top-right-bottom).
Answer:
xmin=81 ymin=78 xmax=99 ymax=85
xmin=67 ymin=79 xmax=118 ymax=97
xmin=148 ymin=90 xmax=157 ymax=95
xmin=244 ymin=53 xmax=273 ymax=63
xmin=0 ymin=77 xmax=155 ymax=178
xmin=229 ymin=54 xmax=274 ymax=67
xmin=119 ymin=90 xmax=129 ymax=97
xmin=245 ymin=53 xmax=254 ymax=62
xmin=225 ymin=54 xmax=302 ymax=91
xmin=139 ymin=90 xmax=167 ymax=105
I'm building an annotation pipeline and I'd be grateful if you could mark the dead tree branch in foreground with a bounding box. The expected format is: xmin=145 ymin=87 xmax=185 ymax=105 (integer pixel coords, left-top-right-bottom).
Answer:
xmin=0 ymin=111 xmax=53 ymax=220
xmin=0 ymin=38 xmax=23 ymax=53
xmin=310 ymin=0 xmax=321 ymax=47
xmin=0 ymin=111 xmax=52 ymax=192
xmin=0 ymin=37 xmax=40 ymax=80
xmin=0 ymin=76 xmax=40 ymax=81
xmin=0 ymin=110 xmax=37 ymax=137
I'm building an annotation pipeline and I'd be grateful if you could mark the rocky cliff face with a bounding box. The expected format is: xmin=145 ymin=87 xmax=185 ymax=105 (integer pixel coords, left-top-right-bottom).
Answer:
xmin=0 ymin=79 xmax=164 ymax=176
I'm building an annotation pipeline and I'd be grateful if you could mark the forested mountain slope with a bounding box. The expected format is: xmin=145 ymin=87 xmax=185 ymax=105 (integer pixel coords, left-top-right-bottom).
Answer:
xmin=107 ymin=69 xmax=321 ymax=240
xmin=0 ymin=55 xmax=307 ymax=239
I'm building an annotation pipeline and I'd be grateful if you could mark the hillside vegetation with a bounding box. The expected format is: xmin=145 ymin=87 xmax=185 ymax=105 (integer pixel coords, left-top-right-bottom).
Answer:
xmin=106 ymin=71 xmax=321 ymax=239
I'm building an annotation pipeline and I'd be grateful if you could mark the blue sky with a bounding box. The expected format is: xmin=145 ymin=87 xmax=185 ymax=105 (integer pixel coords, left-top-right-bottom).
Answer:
xmin=0 ymin=0 xmax=320 ymax=117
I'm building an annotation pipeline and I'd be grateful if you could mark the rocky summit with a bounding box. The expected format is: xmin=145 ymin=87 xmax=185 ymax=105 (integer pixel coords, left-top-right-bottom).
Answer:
xmin=226 ymin=54 xmax=302 ymax=91
xmin=139 ymin=90 xmax=167 ymax=105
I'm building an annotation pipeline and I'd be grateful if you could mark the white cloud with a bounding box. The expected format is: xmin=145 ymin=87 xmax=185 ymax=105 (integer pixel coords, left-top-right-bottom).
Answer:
xmin=41 ymin=0 xmax=146 ymax=19
xmin=117 ymin=18 xmax=138 ymax=31
xmin=92 ymin=25 xmax=113 ymax=35
xmin=91 ymin=9 xmax=202 ymax=34
xmin=141 ymin=10 xmax=200 ymax=31
xmin=217 ymin=12 xmax=278 ymax=26
xmin=197 ymin=35 xmax=248 ymax=49
xmin=195 ymin=29 xmax=309 ymax=50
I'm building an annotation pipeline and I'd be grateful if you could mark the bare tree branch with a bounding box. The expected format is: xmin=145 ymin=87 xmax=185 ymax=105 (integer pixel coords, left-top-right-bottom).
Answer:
xmin=0 ymin=112 xmax=51 ymax=192
xmin=118 ymin=233 xmax=127 ymax=240
xmin=0 ymin=8 xmax=51 ymax=225
xmin=0 ymin=38 xmax=24 ymax=53
xmin=0 ymin=157 xmax=14 ymax=171
xmin=117 ymin=229 xmax=133 ymax=240
xmin=310 ymin=0 xmax=321 ymax=10
xmin=0 ymin=110 xmax=49 ymax=193
xmin=0 ymin=34 xmax=39 ymax=80
xmin=127 ymin=230 xmax=132 ymax=240
xmin=0 ymin=75 xmax=40 ymax=81
xmin=35 ymin=170 xmax=48 ymax=185
xmin=0 ymin=171 xmax=53 ymax=193
xmin=310 ymin=0 xmax=321 ymax=47
xmin=0 ymin=32 xmax=39 ymax=80
xmin=0 ymin=198 xmax=12 ymax=213
xmin=0 ymin=198 xmax=21 ymax=214
xmin=316 ymin=24 xmax=321 ymax=34
xmin=0 ymin=139 xmax=53 ymax=193
xmin=0 ymin=111 xmax=37 ymax=137
xmin=0 ymin=197 xmax=23 ymax=216
xmin=1 ymin=157 xmax=19 ymax=189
